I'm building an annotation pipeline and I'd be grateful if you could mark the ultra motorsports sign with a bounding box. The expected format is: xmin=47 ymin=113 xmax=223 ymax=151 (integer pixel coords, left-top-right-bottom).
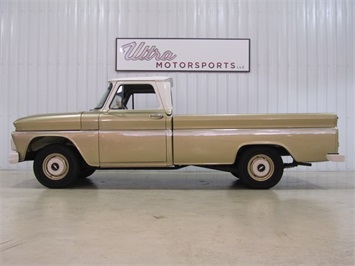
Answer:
xmin=116 ymin=38 xmax=250 ymax=72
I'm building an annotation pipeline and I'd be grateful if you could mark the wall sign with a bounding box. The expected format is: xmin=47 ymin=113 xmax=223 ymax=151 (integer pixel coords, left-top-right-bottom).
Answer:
xmin=116 ymin=38 xmax=250 ymax=72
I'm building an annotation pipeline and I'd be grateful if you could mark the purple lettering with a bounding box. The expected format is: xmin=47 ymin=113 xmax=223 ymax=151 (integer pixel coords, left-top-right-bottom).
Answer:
xmin=120 ymin=41 xmax=177 ymax=61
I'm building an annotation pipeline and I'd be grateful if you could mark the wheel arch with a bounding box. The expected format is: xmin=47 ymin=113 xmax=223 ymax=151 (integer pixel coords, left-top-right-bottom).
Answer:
xmin=26 ymin=136 xmax=85 ymax=162
xmin=234 ymin=144 xmax=291 ymax=164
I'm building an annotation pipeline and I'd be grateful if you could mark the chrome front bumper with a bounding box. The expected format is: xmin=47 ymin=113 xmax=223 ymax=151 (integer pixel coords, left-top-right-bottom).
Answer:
xmin=9 ymin=138 xmax=19 ymax=164
xmin=8 ymin=151 xmax=19 ymax=164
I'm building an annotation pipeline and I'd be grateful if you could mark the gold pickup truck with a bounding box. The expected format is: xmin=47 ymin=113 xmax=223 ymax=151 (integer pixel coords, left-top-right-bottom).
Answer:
xmin=9 ymin=77 xmax=344 ymax=189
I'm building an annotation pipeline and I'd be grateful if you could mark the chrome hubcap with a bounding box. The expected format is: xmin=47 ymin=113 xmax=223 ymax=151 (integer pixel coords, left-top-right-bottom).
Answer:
xmin=248 ymin=155 xmax=274 ymax=181
xmin=43 ymin=154 xmax=69 ymax=180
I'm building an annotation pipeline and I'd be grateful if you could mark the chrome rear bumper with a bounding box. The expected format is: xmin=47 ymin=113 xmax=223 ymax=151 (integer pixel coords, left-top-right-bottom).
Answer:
xmin=326 ymin=153 xmax=345 ymax=162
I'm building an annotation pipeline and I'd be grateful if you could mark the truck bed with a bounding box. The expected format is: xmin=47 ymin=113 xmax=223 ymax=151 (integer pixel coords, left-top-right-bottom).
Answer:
xmin=172 ymin=113 xmax=338 ymax=165
xmin=173 ymin=113 xmax=337 ymax=129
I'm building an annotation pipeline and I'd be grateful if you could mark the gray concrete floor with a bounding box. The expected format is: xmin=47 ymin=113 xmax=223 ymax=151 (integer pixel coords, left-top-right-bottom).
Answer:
xmin=1 ymin=170 xmax=354 ymax=265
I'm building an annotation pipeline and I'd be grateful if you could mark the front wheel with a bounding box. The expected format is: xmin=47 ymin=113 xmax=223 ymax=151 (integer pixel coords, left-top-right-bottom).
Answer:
xmin=79 ymin=165 xmax=96 ymax=179
xmin=33 ymin=144 xmax=80 ymax=188
xmin=237 ymin=147 xmax=284 ymax=189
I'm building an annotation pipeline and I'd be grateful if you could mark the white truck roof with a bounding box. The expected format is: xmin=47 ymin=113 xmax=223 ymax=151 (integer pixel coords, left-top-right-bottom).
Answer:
xmin=109 ymin=76 xmax=172 ymax=83
xmin=108 ymin=76 xmax=174 ymax=115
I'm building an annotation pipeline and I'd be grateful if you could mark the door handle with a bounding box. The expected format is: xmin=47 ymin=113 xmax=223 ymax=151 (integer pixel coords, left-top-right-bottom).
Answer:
xmin=149 ymin=114 xmax=164 ymax=120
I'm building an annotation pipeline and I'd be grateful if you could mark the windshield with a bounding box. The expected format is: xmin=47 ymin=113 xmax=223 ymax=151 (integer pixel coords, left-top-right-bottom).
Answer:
xmin=94 ymin=83 xmax=113 ymax=109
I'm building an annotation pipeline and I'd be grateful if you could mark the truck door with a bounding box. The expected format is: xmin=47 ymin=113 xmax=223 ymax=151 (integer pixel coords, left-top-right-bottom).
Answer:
xmin=98 ymin=84 xmax=168 ymax=167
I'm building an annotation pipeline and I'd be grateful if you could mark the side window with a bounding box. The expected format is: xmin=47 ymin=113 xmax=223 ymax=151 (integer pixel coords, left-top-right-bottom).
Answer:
xmin=126 ymin=93 xmax=160 ymax=110
xmin=110 ymin=86 xmax=125 ymax=109
xmin=110 ymin=84 xmax=161 ymax=110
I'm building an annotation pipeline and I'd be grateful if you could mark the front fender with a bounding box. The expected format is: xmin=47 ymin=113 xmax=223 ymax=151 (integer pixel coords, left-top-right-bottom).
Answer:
xmin=11 ymin=131 xmax=99 ymax=166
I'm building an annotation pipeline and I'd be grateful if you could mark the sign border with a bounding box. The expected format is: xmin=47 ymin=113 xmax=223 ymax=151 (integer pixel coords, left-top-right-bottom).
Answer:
xmin=115 ymin=38 xmax=251 ymax=73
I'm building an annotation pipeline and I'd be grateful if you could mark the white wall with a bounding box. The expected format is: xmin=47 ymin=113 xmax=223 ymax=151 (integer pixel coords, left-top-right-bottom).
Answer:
xmin=1 ymin=0 xmax=354 ymax=170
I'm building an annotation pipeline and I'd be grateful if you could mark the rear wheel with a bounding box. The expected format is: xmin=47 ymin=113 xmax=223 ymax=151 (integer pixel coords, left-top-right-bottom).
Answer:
xmin=231 ymin=172 xmax=239 ymax=179
xmin=237 ymin=147 xmax=283 ymax=189
xmin=33 ymin=144 xmax=80 ymax=188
